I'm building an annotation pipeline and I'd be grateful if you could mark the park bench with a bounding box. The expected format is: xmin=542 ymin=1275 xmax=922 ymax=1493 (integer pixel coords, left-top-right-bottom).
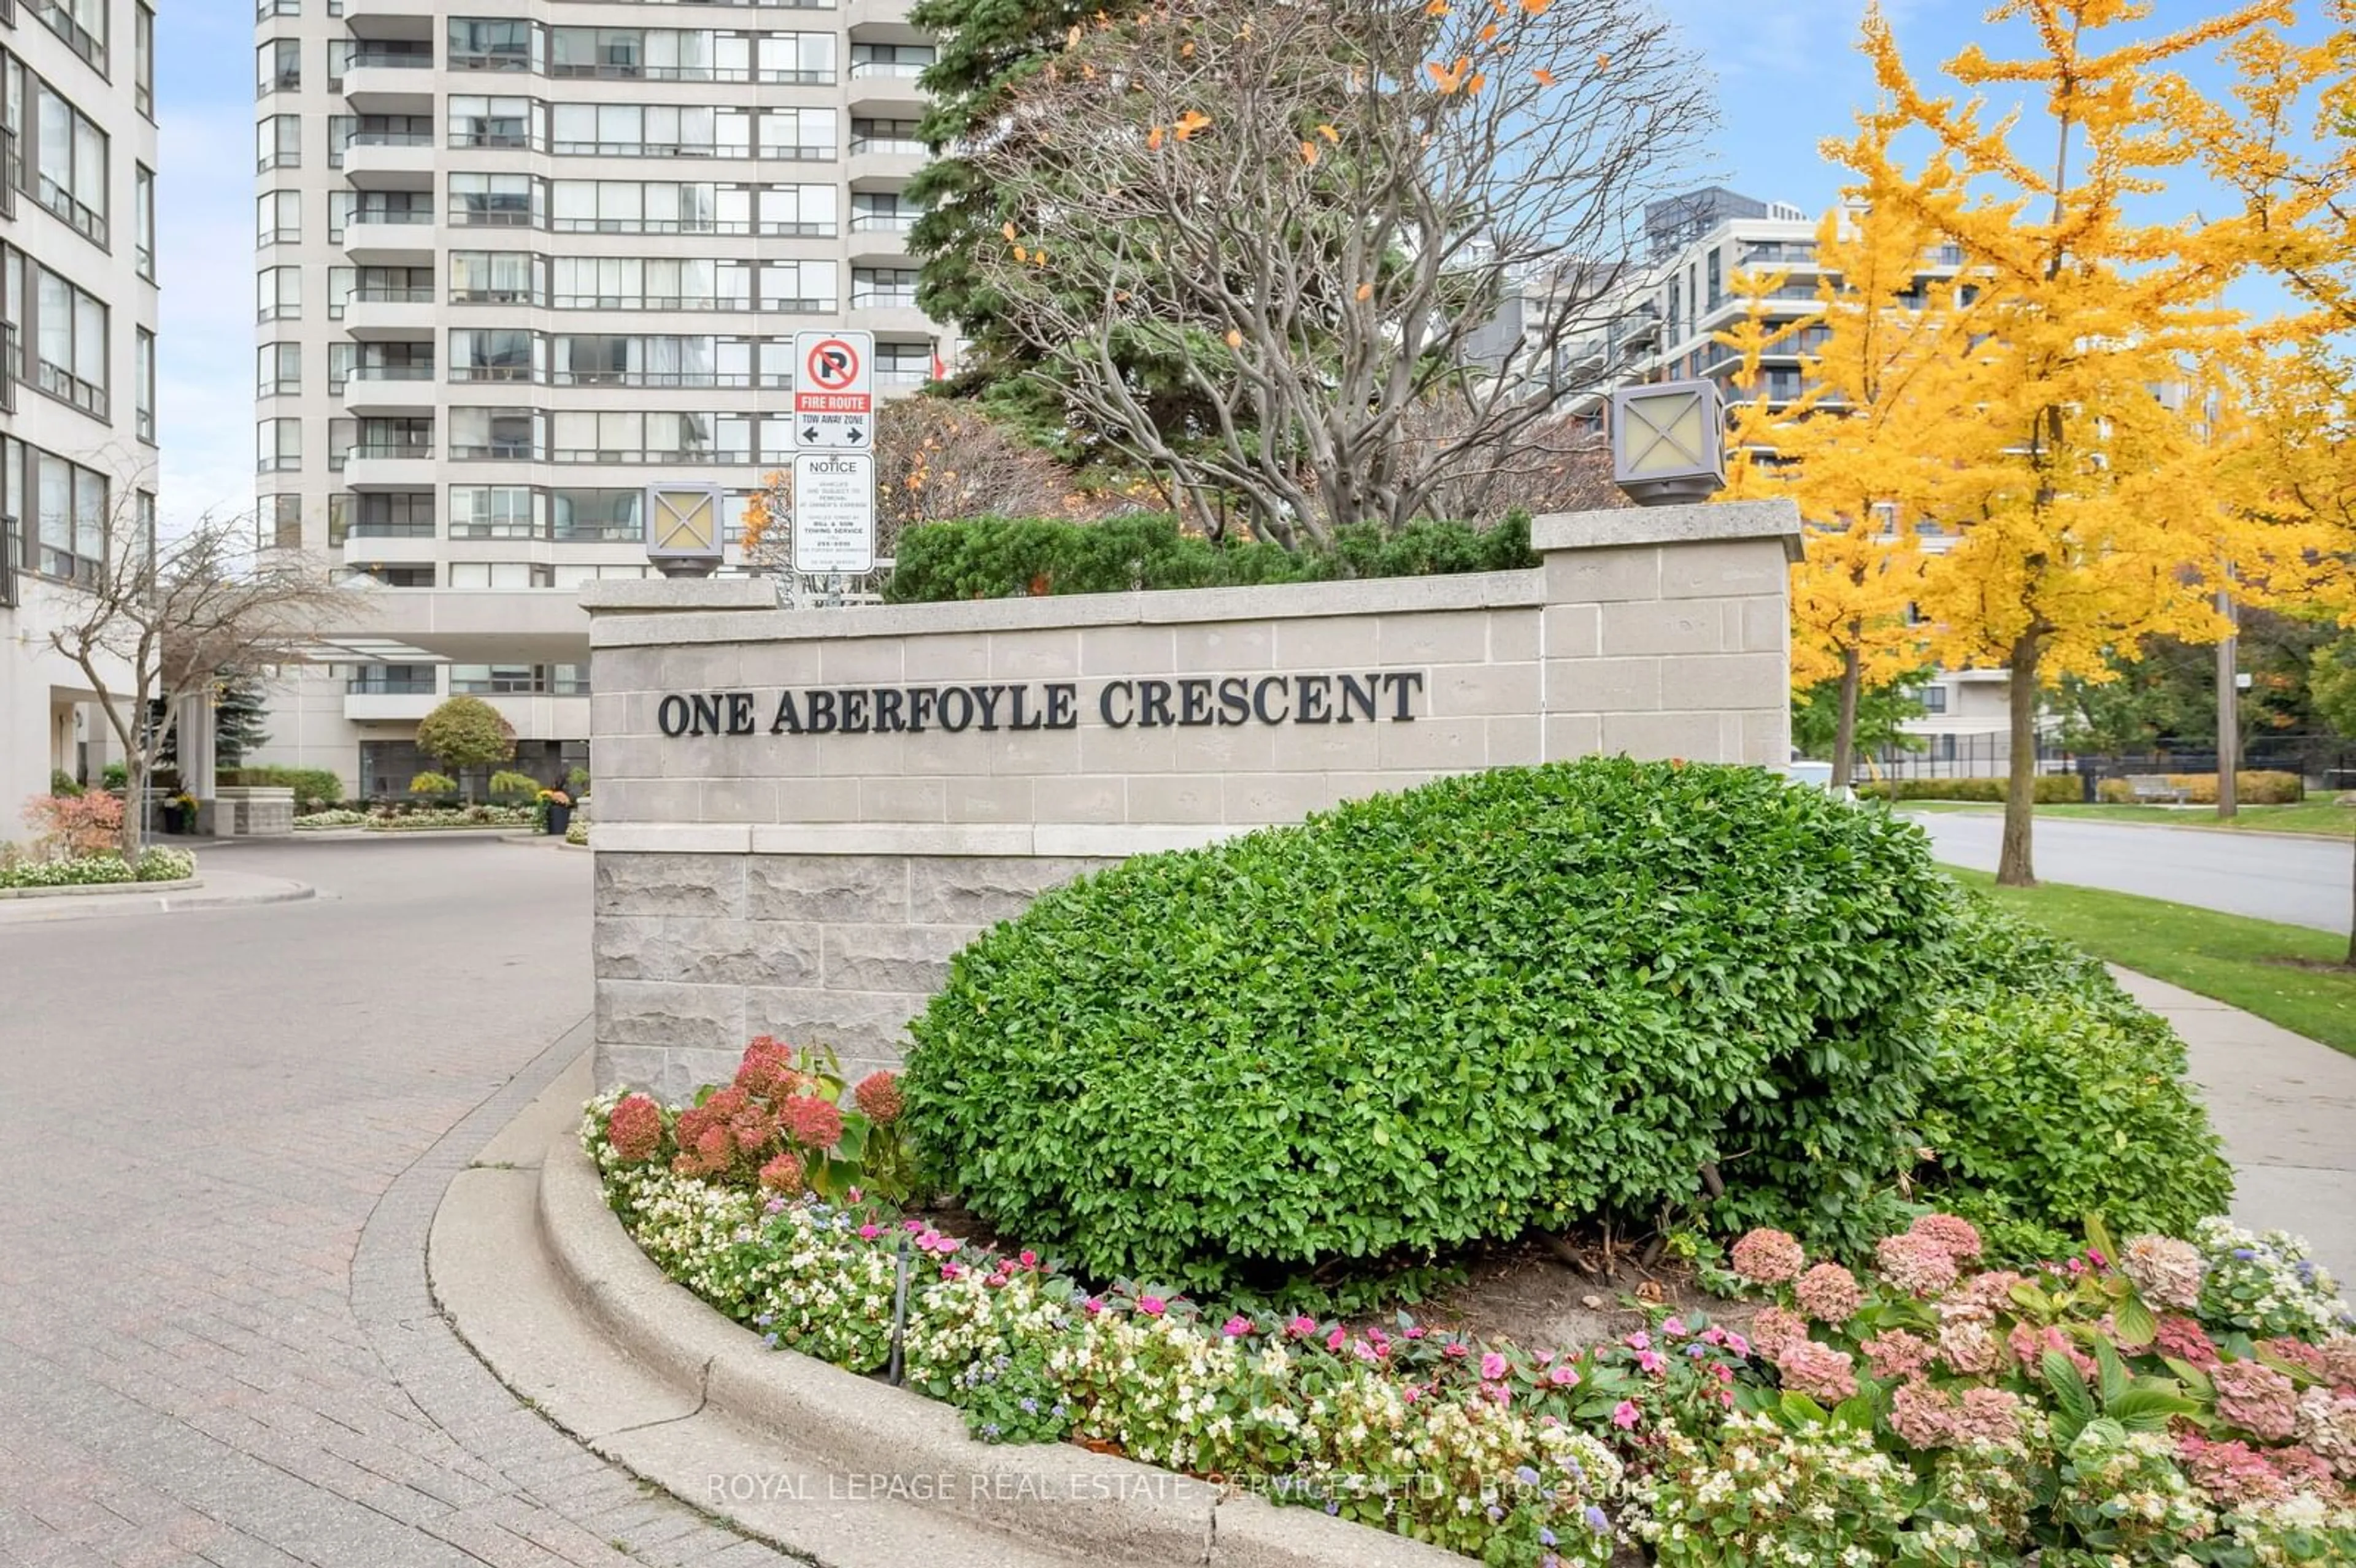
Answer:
xmin=2125 ymin=774 xmax=2190 ymax=804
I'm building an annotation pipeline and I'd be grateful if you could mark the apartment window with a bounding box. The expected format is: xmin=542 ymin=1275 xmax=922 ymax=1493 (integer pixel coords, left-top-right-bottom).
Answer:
xmin=256 ymin=417 xmax=302 ymax=473
xmin=448 ymin=172 xmax=539 ymax=227
xmin=347 ymin=190 xmax=431 ymax=229
xmin=550 ymin=488 xmax=640 ymax=542
xmin=448 ymin=484 xmax=539 ymax=539
xmin=266 ymin=493 xmax=302 ymax=551
xmin=549 ymin=256 xmax=750 ymax=310
xmin=327 ymin=341 xmax=353 ymax=390
xmin=29 ymin=445 xmax=108 ymax=583
xmin=354 ymin=416 xmax=432 ymax=458
xmin=351 ymin=565 xmax=436 ymax=588
xmin=334 ymin=37 xmax=431 ymax=77
xmin=134 ymin=329 xmax=154 ymax=443
xmin=448 ymin=18 xmax=537 ymax=73
xmin=760 ymin=107 xmax=836 ymax=159
xmin=330 ymin=418 xmax=356 ymax=475
xmin=449 ymin=251 xmax=542 ymax=304
xmin=448 ymin=407 xmax=541 ymax=460
xmin=350 ymin=491 xmax=434 ymax=537
xmin=448 ymin=96 xmax=535 ymax=150
xmin=355 ymin=340 xmax=434 ymax=380
xmin=258 ymin=115 xmax=301 ymax=171
xmin=136 ymin=6 xmax=156 ymax=117
xmin=447 ymin=328 xmax=537 ymax=382
xmin=33 ymin=0 xmax=107 ymax=73
xmin=552 ymin=410 xmax=746 ymax=463
xmin=550 ymin=28 xmax=752 ymax=82
xmin=764 ymin=184 xmax=838 ymax=237
xmin=875 ymin=341 xmax=934 ymax=388
xmin=849 ymin=42 xmax=930 ymax=77
xmin=448 ymin=562 xmax=552 ymax=588
xmin=756 ymin=339 xmax=795 ymax=388
xmin=29 ymin=77 xmax=109 ymax=244
xmin=257 ymin=265 xmax=301 ymax=320
xmin=1919 ymin=685 xmax=1949 ymax=715
xmin=852 ymin=267 xmax=918 ymax=309
xmin=349 ymin=663 xmax=437 ymax=694
xmin=134 ymin=165 xmax=155 ymax=280
xmin=849 ymin=191 xmax=917 ymax=233
xmin=766 ymin=34 xmax=837 ymax=83
xmin=328 ymin=493 xmax=348 ymax=546
xmin=259 ymin=38 xmax=301 ymax=95
xmin=350 ymin=112 xmax=433 ymax=149
xmin=850 ymin=117 xmax=922 ymax=155
xmin=258 ymin=190 xmax=301 ymax=245
xmin=549 ymin=179 xmax=750 ymax=235
xmin=760 ymin=259 xmax=837 ymax=312
xmin=549 ymin=103 xmax=749 ymax=158
xmin=258 ymin=342 xmax=302 ymax=396
xmin=32 ymin=265 xmax=107 ymax=415
xmin=1706 ymin=249 xmax=1721 ymax=312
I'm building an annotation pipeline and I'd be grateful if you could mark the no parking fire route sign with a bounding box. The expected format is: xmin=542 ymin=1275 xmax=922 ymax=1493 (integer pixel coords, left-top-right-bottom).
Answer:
xmin=792 ymin=329 xmax=872 ymax=450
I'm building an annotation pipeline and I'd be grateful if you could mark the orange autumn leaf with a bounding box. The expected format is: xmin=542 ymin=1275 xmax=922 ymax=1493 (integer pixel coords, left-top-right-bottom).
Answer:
xmin=1531 ymin=66 xmax=1555 ymax=86
xmin=1299 ymin=139 xmax=1320 ymax=165
xmin=1001 ymin=221 xmax=1017 ymax=240
xmin=1479 ymin=22 xmax=1498 ymax=42
xmin=1423 ymin=0 xmax=1448 ymax=12
xmin=1425 ymin=56 xmax=1471 ymax=93
xmin=1465 ymin=70 xmax=1485 ymax=94
xmin=1317 ymin=123 xmax=1340 ymax=142
xmin=1012 ymin=244 xmax=1028 ymax=262
xmin=1595 ymin=50 xmax=1611 ymax=69
xmin=1519 ymin=0 xmax=1551 ymax=13
xmin=1355 ymin=282 xmax=1373 ymax=301
xmin=1224 ymin=329 xmax=1242 ymax=348
xmin=1173 ymin=109 xmax=1212 ymax=139
xmin=1146 ymin=124 xmax=1166 ymax=150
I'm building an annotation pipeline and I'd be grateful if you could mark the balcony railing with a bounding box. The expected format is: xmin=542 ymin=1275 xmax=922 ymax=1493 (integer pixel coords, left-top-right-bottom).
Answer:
xmin=347 ymin=50 xmax=434 ymax=70
xmin=849 ymin=60 xmax=928 ymax=78
xmin=350 ymin=285 xmax=434 ymax=304
xmin=349 ymin=441 xmax=434 ymax=459
xmin=348 ymin=208 xmax=436 ymax=225
xmin=0 ymin=515 xmax=18 ymax=610
xmin=351 ymin=364 xmax=436 ymax=381
xmin=350 ymin=129 xmax=434 ymax=147
xmin=346 ymin=674 xmax=437 ymax=694
xmin=347 ymin=518 xmax=437 ymax=537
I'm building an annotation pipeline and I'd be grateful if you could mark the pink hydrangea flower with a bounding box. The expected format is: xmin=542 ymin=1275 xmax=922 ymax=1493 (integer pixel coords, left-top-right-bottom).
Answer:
xmin=2121 ymin=1234 xmax=2206 ymax=1311
xmin=604 ymin=1094 xmax=664 ymax=1165
xmin=2180 ymin=1436 xmax=2299 ymax=1506
xmin=2213 ymin=1358 xmax=2301 ymax=1442
xmin=1937 ymin=1320 xmax=2000 ymax=1376
xmin=1794 ymin=1262 xmax=1864 ymax=1324
xmin=2008 ymin=1322 xmax=2096 ymax=1380
xmin=1730 ymin=1228 xmax=1806 ymax=1285
xmin=2155 ymin=1314 xmax=2223 ymax=1370
xmin=1906 ymin=1213 xmax=1984 ymax=1262
xmin=2292 ymin=1385 xmax=2356 ymax=1476
xmin=1877 ymin=1231 xmax=1962 ymax=1296
xmin=1773 ymin=1339 xmax=1858 ymax=1403
xmin=1746 ymin=1307 xmax=1809 ymax=1358
xmin=1860 ymin=1329 xmax=1934 ymax=1382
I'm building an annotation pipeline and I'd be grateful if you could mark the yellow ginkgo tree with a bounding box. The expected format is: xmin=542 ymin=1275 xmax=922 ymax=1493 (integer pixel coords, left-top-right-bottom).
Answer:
xmin=965 ymin=0 xmax=1717 ymax=547
xmin=1852 ymin=0 xmax=2289 ymax=885
xmin=1717 ymin=117 xmax=1995 ymax=788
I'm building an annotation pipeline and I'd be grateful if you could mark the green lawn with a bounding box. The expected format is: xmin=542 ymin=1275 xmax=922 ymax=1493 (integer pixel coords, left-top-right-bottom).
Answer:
xmin=1908 ymin=801 xmax=2353 ymax=836
xmin=1942 ymin=866 xmax=2356 ymax=1056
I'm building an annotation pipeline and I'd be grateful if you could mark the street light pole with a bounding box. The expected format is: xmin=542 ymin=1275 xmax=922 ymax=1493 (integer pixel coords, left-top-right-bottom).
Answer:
xmin=2215 ymin=581 xmax=2238 ymax=823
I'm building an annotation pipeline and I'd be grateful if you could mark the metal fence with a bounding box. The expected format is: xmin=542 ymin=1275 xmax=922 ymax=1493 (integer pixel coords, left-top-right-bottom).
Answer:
xmin=1861 ymin=732 xmax=2356 ymax=793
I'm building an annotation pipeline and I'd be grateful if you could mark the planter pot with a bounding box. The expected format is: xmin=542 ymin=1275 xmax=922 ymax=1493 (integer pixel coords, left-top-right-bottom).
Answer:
xmin=544 ymin=803 xmax=574 ymax=836
xmin=160 ymin=805 xmax=187 ymax=836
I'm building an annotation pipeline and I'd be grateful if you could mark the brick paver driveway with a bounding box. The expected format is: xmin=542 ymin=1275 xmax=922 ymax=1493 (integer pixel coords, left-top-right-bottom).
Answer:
xmin=0 ymin=839 xmax=794 ymax=1568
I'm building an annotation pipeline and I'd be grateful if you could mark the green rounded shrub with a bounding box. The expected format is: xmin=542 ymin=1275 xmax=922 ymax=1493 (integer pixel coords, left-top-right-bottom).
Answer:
xmin=1912 ymin=899 xmax=2232 ymax=1262
xmin=903 ymin=759 xmax=1955 ymax=1293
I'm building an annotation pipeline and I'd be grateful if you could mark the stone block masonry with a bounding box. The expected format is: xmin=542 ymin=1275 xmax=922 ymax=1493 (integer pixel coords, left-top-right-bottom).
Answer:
xmin=584 ymin=501 xmax=1802 ymax=1094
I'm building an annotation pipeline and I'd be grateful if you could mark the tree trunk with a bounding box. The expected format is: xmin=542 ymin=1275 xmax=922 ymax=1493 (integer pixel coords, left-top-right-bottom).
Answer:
xmin=1997 ymin=631 xmax=2042 ymax=888
xmin=1830 ymin=645 xmax=1862 ymax=791
xmin=120 ymin=751 xmax=147 ymax=863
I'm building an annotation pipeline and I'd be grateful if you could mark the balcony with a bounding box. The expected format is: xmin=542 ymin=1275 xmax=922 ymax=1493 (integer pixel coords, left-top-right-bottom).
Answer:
xmin=342 ymin=215 xmax=437 ymax=265
xmin=345 ymin=686 xmax=441 ymax=721
xmin=339 ymin=0 xmax=437 ymax=36
xmin=847 ymin=0 xmax=930 ymax=44
xmin=342 ymin=137 xmax=436 ymax=188
xmin=847 ymin=213 xmax=918 ymax=264
xmin=342 ymin=366 xmax=438 ymax=415
xmin=847 ymin=144 xmax=923 ymax=190
xmin=341 ymin=61 xmax=434 ymax=113
xmin=344 ymin=444 xmax=437 ymax=489
xmin=849 ymin=301 xmax=930 ymax=337
xmin=344 ymin=288 xmax=437 ymax=339
xmin=846 ymin=62 xmax=928 ymax=115
xmin=339 ymin=523 xmax=440 ymax=563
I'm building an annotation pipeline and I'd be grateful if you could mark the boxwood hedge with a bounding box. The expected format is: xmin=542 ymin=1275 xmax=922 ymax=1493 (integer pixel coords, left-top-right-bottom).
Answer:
xmin=902 ymin=759 xmax=1955 ymax=1294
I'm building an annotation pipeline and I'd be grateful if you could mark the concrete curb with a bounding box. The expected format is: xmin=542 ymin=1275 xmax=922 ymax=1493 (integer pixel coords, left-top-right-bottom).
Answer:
xmin=0 ymin=875 xmax=201 ymax=901
xmin=534 ymin=1132 xmax=1463 ymax=1568
xmin=1900 ymin=805 xmax=2353 ymax=844
xmin=160 ymin=881 xmax=315 ymax=912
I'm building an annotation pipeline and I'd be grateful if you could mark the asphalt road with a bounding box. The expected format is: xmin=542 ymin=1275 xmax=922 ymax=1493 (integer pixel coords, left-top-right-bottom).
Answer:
xmin=0 ymin=839 xmax=800 ymax=1568
xmin=1909 ymin=811 xmax=2351 ymax=934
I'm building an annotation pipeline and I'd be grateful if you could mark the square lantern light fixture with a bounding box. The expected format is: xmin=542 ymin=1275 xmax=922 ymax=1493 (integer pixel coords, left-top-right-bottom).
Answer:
xmin=645 ymin=483 xmax=725 ymax=577
xmin=1611 ymin=379 xmax=1726 ymax=505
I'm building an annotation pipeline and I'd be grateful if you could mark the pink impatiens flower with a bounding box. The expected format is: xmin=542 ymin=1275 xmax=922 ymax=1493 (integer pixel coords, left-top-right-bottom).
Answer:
xmin=1221 ymin=1315 xmax=1253 ymax=1338
xmin=1611 ymin=1400 xmax=1641 ymax=1429
xmin=1138 ymin=1295 xmax=1167 ymax=1317
xmin=1481 ymin=1351 xmax=1509 ymax=1382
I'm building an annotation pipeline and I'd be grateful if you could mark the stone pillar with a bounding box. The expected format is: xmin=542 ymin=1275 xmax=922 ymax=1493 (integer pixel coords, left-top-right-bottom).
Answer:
xmin=176 ymin=688 xmax=220 ymax=835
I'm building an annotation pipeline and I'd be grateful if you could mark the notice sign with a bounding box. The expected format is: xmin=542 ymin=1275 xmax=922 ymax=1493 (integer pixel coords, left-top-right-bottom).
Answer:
xmin=792 ymin=329 xmax=873 ymax=450
xmin=793 ymin=452 xmax=876 ymax=574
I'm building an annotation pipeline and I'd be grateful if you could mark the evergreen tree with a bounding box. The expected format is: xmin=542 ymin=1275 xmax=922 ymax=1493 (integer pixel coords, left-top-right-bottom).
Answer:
xmin=214 ymin=675 xmax=272 ymax=770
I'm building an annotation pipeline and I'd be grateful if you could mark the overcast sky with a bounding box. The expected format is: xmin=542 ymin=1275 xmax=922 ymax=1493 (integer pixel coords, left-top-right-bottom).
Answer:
xmin=155 ymin=0 xmax=2334 ymax=528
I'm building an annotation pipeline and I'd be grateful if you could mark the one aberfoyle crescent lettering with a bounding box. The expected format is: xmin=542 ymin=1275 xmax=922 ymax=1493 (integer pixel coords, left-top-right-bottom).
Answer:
xmin=654 ymin=673 xmax=1428 ymax=739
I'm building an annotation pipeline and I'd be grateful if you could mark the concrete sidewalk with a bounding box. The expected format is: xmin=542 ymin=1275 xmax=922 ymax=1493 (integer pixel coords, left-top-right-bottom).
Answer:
xmin=0 ymin=866 xmax=314 ymax=924
xmin=2115 ymin=967 xmax=2356 ymax=1284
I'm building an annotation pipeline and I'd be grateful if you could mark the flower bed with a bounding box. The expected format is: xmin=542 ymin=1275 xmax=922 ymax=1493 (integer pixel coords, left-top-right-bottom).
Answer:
xmin=294 ymin=804 xmax=536 ymax=831
xmin=0 ymin=845 xmax=195 ymax=888
xmin=585 ymin=1043 xmax=2356 ymax=1566
xmin=564 ymin=818 xmax=589 ymax=846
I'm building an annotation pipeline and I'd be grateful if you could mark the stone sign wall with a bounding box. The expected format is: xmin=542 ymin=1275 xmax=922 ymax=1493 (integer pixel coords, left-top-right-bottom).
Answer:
xmin=583 ymin=501 xmax=1801 ymax=1097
